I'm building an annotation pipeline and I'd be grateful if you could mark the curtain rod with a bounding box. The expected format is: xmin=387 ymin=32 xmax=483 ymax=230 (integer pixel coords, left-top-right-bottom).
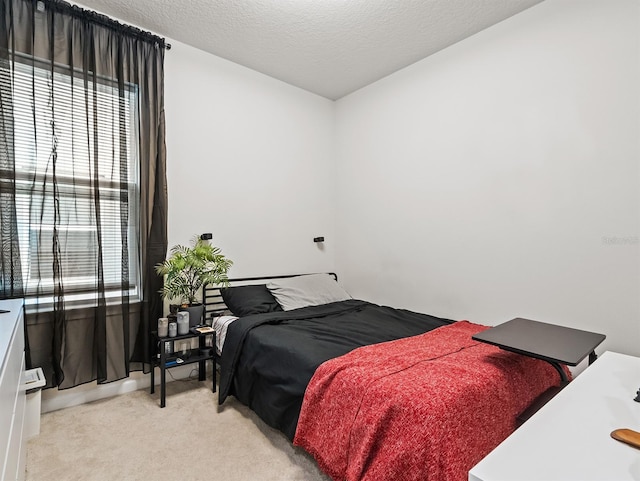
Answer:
xmin=37 ymin=0 xmax=170 ymax=50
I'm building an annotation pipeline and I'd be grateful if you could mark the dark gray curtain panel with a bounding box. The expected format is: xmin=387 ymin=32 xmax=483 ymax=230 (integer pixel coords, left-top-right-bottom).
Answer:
xmin=0 ymin=0 xmax=168 ymax=388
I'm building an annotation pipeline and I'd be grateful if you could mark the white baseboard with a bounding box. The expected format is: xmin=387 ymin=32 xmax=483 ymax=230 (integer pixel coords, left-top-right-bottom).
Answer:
xmin=39 ymin=358 xmax=587 ymax=415
xmin=40 ymin=364 xmax=197 ymax=413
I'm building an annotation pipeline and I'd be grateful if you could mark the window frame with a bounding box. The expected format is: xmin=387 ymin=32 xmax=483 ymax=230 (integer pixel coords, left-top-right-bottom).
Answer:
xmin=3 ymin=54 xmax=142 ymax=309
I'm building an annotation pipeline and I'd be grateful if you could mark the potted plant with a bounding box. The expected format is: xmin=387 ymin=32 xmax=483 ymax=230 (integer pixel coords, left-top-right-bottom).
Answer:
xmin=156 ymin=235 xmax=233 ymax=327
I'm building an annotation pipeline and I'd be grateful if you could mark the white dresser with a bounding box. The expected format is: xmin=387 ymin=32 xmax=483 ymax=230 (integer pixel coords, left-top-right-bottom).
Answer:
xmin=469 ymin=351 xmax=640 ymax=481
xmin=0 ymin=299 xmax=26 ymax=481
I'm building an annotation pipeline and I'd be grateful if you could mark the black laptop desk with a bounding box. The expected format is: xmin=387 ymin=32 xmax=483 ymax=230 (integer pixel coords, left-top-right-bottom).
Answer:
xmin=472 ymin=317 xmax=606 ymax=383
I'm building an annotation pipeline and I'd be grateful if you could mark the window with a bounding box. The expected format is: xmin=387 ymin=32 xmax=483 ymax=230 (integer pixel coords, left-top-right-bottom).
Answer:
xmin=9 ymin=59 xmax=141 ymax=306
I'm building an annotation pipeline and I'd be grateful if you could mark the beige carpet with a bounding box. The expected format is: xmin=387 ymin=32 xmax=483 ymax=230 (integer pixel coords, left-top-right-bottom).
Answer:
xmin=26 ymin=377 xmax=331 ymax=481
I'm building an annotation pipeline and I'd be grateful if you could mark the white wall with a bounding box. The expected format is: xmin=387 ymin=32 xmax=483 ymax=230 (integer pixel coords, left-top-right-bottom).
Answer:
xmin=164 ymin=40 xmax=336 ymax=278
xmin=44 ymin=0 xmax=638 ymax=411
xmin=334 ymin=0 xmax=640 ymax=356
xmin=43 ymin=38 xmax=337 ymax=412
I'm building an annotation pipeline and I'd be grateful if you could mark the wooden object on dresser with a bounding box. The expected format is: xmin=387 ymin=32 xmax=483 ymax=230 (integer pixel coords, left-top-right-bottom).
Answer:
xmin=0 ymin=299 xmax=26 ymax=481
xmin=468 ymin=351 xmax=640 ymax=481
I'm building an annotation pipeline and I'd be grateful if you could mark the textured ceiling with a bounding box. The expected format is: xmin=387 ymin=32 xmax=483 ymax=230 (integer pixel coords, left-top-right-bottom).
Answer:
xmin=77 ymin=0 xmax=544 ymax=100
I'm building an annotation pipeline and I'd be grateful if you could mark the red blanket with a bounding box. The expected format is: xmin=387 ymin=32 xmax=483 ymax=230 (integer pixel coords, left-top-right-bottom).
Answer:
xmin=294 ymin=321 xmax=564 ymax=481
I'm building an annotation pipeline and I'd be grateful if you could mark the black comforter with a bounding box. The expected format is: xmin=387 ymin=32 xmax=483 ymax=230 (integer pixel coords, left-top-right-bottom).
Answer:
xmin=218 ymin=299 xmax=453 ymax=439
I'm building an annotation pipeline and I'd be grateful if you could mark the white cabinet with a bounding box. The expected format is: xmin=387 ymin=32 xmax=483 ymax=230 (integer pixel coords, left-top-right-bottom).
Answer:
xmin=469 ymin=351 xmax=640 ymax=481
xmin=0 ymin=299 xmax=26 ymax=481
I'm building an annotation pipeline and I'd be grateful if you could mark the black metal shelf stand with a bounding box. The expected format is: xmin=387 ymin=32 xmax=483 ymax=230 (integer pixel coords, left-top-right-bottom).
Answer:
xmin=150 ymin=328 xmax=216 ymax=407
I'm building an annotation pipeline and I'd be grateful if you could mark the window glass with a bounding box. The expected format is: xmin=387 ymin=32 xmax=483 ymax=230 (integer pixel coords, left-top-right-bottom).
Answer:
xmin=10 ymin=60 xmax=141 ymax=305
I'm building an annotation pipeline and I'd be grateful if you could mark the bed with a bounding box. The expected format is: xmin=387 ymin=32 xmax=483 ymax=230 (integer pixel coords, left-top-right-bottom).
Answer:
xmin=204 ymin=273 xmax=564 ymax=481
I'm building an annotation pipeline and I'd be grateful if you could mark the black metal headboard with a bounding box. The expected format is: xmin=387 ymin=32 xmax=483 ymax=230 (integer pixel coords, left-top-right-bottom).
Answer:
xmin=202 ymin=273 xmax=338 ymax=320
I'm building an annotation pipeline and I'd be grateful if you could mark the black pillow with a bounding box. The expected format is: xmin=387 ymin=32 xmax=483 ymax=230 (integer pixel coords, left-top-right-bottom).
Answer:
xmin=220 ymin=284 xmax=283 ymax=317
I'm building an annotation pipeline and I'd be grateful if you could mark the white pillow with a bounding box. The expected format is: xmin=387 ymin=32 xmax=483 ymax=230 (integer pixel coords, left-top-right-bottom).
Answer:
xmin=211 ymin=315 xmax=238 ymax=355
xmin=266 ymin=274 xmax=351 ymax=311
